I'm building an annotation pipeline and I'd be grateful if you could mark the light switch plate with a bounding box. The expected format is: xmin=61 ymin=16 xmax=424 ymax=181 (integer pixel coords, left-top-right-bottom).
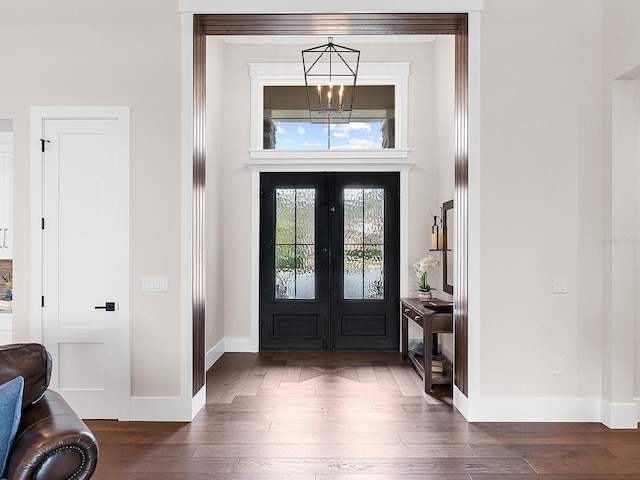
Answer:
xmin=552 ymin=277 xmax=568 ymax=293
xmin=142 ymin=277 xmax=168 ymax=292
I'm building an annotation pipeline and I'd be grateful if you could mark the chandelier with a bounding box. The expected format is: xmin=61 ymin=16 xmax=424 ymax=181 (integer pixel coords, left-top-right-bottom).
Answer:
xmin=302 ymin=37 xmax=360 ymax=125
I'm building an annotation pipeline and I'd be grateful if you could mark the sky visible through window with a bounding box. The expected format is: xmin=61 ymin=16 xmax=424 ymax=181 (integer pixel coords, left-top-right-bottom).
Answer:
xmin=274 ymin=121 xmax=383 ymax=149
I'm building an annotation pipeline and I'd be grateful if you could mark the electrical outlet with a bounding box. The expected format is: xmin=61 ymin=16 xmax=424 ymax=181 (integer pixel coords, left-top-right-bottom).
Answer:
xmin=552 ymin=358 xmax=562 ymax=374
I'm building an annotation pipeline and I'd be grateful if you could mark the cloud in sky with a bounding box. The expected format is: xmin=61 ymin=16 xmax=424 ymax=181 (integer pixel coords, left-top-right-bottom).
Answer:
xmin=333 ymin=122 xmax=373 ymax=133
xmin=334 ymin=137 xmax=380 ymax=149
xmin=272 ymin=120 xmax=382 ymax=150
xmin=332 ymin=122 xmax=374 ymax=139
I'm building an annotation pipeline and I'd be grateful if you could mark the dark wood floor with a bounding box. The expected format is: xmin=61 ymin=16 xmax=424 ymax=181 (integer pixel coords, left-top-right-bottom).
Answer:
xmin=87 ymin=352 xmax=640 ymax=479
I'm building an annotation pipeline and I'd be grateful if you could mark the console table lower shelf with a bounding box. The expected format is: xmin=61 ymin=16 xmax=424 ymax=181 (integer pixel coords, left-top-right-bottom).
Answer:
xmin=400 ymin=298 xmax=453 ymax=393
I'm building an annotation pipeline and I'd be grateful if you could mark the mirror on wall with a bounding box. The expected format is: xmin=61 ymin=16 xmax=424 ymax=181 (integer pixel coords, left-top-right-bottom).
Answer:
xmin=442 ymin=199 xmax=453 ymax=294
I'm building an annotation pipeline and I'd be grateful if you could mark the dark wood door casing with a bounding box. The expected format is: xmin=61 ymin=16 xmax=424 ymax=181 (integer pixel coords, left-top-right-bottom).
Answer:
xmin=191 ymin=13 xmax=470 ymax=397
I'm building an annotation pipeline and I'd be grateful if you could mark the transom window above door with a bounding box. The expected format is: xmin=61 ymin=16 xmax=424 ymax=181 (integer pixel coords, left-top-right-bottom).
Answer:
xmin=264 ymin=85 xmax=395 ymax=150
xmin=249 ymin=62 xmax=410 ymax=159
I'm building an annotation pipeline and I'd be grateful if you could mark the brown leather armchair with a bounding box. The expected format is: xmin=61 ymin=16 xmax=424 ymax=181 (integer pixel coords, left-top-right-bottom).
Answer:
xmin=0 ymin=344 xmax=98 ymax=480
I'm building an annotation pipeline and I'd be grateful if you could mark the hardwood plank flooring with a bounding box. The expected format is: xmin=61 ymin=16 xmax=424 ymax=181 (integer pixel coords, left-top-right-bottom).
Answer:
xmin=87 ymin=352 xmax=640 ymax=479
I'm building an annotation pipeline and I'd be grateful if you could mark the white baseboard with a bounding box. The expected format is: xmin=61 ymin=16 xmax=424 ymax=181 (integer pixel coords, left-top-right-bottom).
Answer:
xmin=457 ymin=394 xmax=638 ymax=427
xmin=191 ymin=385 xmax=206 ymax=419
xmin=466 ymin=396 xmax=602 ymax=423
xmin=224 ymin=336 xmax=254 ymax=352
xmin=129 ymin=396 xmax=198 ymax=422
xmin=129 ymin=388 xmax=206 ymax=422
xmin=601 ymin=399 xmax=639 ymax=429
xmin=205 ymin=338 xmax=225 ymax=371
xmin=453 ymin=385 xmax=469 ymax=419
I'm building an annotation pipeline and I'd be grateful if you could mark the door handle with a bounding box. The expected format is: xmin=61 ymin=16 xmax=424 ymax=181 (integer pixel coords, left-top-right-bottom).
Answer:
xmin=95 ymin=302 xmax=116 ymax=312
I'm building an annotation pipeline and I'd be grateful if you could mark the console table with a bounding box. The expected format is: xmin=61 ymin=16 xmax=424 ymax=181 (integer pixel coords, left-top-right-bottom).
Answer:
xmin=400 ymin=297 xmax=453 ymax=392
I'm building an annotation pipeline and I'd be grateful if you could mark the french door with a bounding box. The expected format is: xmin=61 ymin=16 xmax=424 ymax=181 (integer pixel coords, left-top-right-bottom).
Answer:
xmin=260 ymin=172 xmax=399 ymax=351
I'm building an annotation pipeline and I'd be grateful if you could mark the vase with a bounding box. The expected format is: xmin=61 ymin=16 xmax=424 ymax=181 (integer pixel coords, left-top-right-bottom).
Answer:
xmin=418 ymin=291 xmax=432 ymax=304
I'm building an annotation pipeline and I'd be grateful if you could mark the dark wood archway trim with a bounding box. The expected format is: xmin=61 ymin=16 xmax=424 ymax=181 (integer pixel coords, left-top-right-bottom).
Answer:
xmin=191 ymin=13 xmax=470 ymax=396
xmin=192 ymin=18 xmax=207 ymax=395
xmin=454 ymin=17 xmax=469 ymax=395
xmin=196 ymin=13 xmax=466 ymax=35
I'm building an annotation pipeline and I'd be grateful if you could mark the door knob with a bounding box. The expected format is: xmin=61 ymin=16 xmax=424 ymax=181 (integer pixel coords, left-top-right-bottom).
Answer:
xmin=95 ymin=302 xmax=116 ymax=312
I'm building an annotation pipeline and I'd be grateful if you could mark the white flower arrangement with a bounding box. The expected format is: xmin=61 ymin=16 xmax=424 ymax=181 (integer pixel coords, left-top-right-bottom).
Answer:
xmin=413 ymin=255 xmax=440 ymax=292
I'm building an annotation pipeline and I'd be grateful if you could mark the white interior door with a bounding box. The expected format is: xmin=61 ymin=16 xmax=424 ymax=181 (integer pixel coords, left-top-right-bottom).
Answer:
xmin=38 ymin=110 xmax=129 ymax=419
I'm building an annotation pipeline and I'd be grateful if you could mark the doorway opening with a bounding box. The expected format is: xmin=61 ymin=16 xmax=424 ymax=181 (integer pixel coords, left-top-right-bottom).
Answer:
xmin=260 ymin=172 xmax=400 ymax=351
xmin=191 ymin=13 xmax=470 ymax=397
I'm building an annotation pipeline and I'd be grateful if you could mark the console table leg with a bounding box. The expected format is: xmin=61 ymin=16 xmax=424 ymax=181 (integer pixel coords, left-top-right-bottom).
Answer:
xmin=401 ymin=314 xmax=408 ymax=360
xmin=424 ymin=319 xmax=432 ymax=393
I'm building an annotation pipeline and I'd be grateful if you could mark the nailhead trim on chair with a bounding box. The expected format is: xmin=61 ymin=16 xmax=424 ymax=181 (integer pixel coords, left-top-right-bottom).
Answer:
xmin=32 ymin=445 xmax=86 ymax=480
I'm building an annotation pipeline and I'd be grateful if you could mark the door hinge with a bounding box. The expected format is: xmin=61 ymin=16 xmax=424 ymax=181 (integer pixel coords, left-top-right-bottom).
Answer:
xmin=41 ymin=218 xmax=45 ymax=230
xmin=41 ymin=296 xmax=45 ymax=307
xmin=40 ymin=139 xmax=50 ymax=152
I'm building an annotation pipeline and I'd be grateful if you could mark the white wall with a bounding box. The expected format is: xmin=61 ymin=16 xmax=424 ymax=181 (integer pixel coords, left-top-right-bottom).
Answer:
xmin=431 ymin=35 xmax=456 ymax=356
xmin=206 ymin=37 xmax=226 ymax=356
xmin=0 ymin=0 xmax=183 ymax=398
xmin=603 ymin=0 xmax=640 ymax=79
xmin=479 ymin=0 xmax=604 ymax=405
xmin=636 ymin=79 xmax=640 ymax=403
xmin=603 ymin=0 xmax=640 ymax=419
xmin=404 ymin=41 xmax=438 ymax=294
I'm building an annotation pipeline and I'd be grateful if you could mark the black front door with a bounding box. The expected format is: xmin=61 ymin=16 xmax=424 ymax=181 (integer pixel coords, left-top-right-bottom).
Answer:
xmin=260 ymin=172 xmax=400 ymax=351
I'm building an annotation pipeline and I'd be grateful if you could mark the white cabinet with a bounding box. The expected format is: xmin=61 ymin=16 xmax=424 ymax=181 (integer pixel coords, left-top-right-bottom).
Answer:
xmin=0 ymin=312 xmax=11 ymax=345
xmin=0 ymin=132 xmax=12 ymax=260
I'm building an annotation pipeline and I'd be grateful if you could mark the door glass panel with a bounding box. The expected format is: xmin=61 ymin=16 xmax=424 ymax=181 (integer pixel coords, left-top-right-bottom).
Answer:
xmin=275 ymin=188 xmax=316 ymax=299
xmin=343 ymin=188 xmax=384 ymax=299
